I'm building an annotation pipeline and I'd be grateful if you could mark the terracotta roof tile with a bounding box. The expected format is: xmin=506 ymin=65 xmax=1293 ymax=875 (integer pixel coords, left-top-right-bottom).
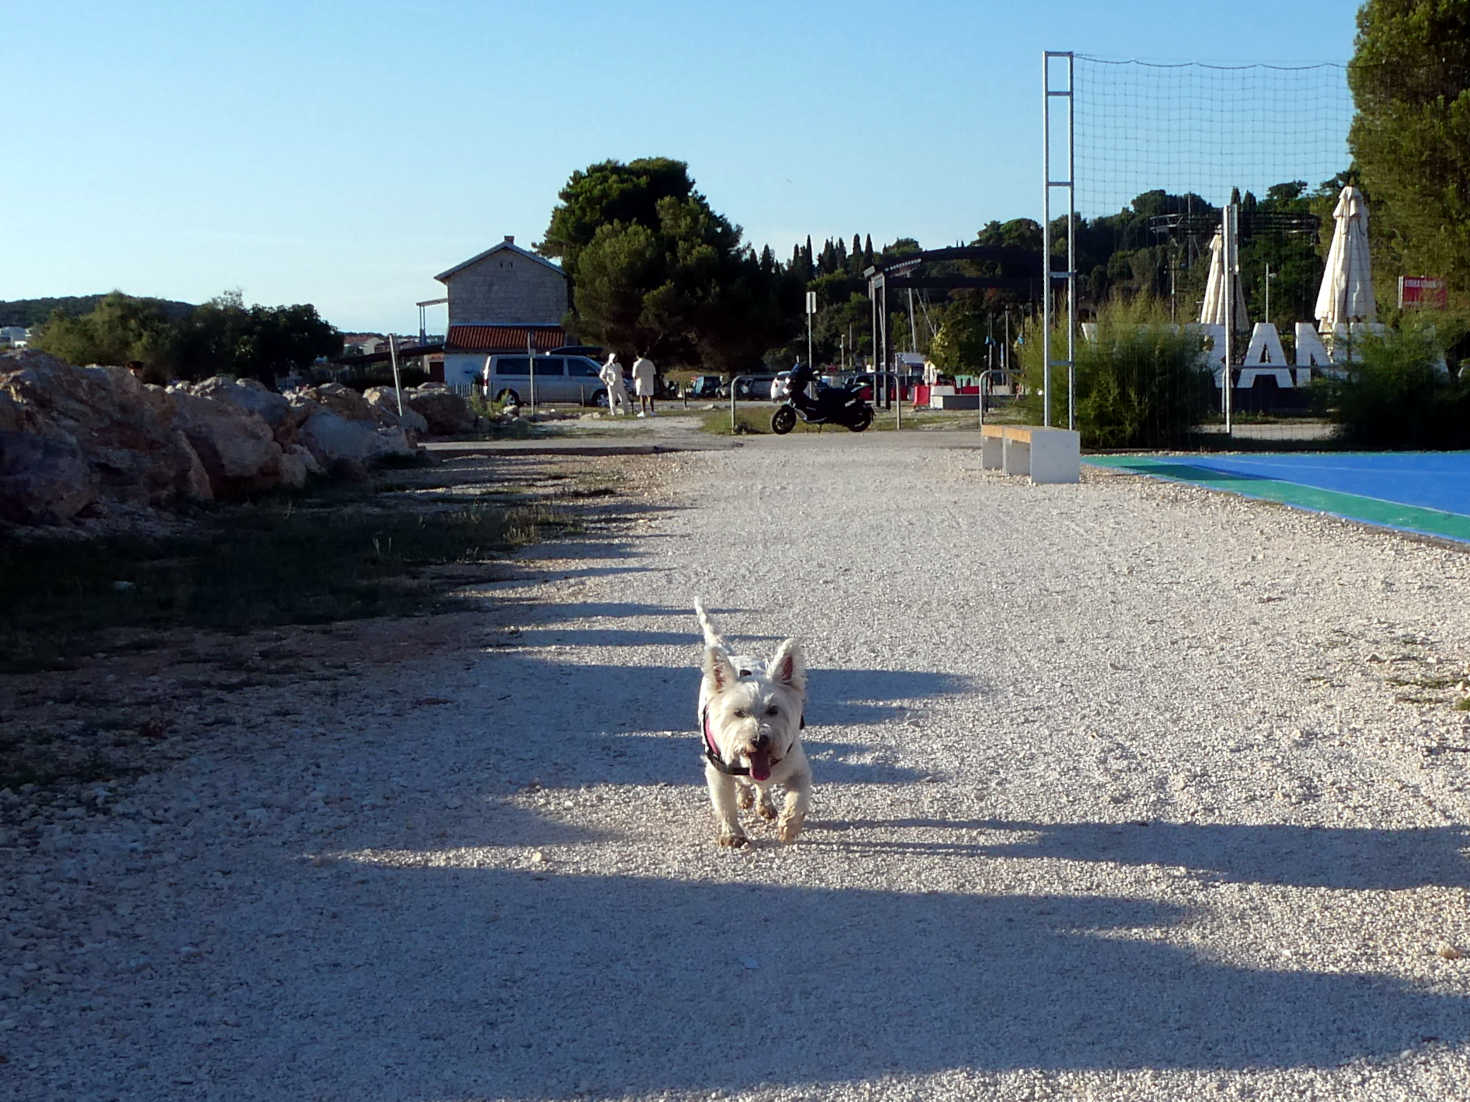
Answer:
xmin=445 ymin=325 xmax=566 ymax=352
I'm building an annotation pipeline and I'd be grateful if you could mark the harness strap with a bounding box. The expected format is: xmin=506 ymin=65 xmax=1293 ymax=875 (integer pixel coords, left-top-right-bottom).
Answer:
xmin=702 ymin=705 xmax=749 ymax=776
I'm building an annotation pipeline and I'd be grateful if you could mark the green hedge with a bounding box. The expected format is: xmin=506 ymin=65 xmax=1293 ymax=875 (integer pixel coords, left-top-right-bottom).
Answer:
xmin=1017 ymin=301 xmax=1214 ymax=448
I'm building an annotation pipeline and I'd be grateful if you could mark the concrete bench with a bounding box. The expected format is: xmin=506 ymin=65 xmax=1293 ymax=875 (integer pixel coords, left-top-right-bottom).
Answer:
xmin=979 ymin=423 xmax=1081 ymax=483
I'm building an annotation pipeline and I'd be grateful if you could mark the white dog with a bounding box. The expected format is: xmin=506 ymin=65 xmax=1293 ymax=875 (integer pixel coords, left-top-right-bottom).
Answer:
xmin=695 ymin=598 xmax=811 ymax=846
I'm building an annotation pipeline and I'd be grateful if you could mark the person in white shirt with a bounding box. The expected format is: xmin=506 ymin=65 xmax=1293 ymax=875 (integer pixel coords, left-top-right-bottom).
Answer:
xmin=632 ymin=353 xmax=657 ymax=417
xmin=600 ymin=353 xmax=631 ymax=415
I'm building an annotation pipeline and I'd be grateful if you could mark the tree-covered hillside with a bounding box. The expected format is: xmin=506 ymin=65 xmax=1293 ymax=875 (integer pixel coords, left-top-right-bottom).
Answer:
xmin=1 ymin=295 xmax=195 ymax=328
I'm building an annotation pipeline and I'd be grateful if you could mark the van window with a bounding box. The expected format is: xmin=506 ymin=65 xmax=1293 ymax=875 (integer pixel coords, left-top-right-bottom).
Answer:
xmin=496 ymin=357 xmax=531 ymax=376
xmin=534 ymin=357 xmax=566 ymax=376
xmin=566 ymin=357 xmax=600 ymax=378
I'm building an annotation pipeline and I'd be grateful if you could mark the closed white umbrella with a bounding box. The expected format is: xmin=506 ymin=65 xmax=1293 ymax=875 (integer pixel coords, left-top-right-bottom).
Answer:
xmin=1199 ymin=229 xmax=1249 ymax=331
xmin=1314 ymin=185 xmax=1376 ymax=331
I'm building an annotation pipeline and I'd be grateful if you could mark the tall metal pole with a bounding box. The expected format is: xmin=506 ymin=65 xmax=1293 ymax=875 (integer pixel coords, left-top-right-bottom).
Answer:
xmin=1042 ymin=51 xmax=1076 ymax=430
xmin=1065 ymin=49 xmax=1076 ymax=432
xmin=388 ymin=334 xmax=404 ymax=416
xmin=1042 ymin=53 xmax=1053 ymax=427
xmin=868 ymin=273 xmax=878 ymax=375
xmin=1222 ymin=203 xmax=1238 ymax=435
xmin=805 ymin=290 xmax=814 ymax=369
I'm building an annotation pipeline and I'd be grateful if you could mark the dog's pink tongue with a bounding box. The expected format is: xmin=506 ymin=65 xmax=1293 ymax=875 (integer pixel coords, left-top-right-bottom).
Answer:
xmin=748 ymin=747 xmax=772 ymax=781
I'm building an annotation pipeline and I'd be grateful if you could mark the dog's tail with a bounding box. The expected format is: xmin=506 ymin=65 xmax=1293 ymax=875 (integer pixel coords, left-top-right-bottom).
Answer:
xmin=694 ymin=597 xmax=725 ymax=649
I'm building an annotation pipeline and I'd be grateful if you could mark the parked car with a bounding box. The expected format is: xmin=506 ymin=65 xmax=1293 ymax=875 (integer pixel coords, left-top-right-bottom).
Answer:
xmin=483 ymin=353 xmax=607 ymax=405
xmin=731 ymin=374 xmax=777 ymax=400
xmin=549 ymin=344 xmax=605 ymax=360
xmin=686 ymin=374 xmax=726 ymax=399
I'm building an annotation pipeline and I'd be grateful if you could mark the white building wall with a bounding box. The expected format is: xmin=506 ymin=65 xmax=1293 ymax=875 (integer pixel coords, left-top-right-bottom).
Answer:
xmin=443 ymin=353 xmax=485 ymax=390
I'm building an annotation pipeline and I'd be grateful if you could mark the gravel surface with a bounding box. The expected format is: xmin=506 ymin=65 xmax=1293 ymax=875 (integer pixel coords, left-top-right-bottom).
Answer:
xmin=5 ymin=426 xmax=1470 ymax=1101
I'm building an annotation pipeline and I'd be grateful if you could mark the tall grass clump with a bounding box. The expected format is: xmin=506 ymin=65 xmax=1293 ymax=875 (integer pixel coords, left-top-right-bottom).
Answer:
xmin=1017 ymin=298 xmax=1214 ymax=448
xmin=1325 ymin=319 xmax=1470 ymax=448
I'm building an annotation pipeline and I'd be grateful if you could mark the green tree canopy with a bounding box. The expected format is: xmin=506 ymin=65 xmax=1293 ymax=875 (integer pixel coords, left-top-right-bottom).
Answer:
xmin=545 ymin=158 xmax=789 ymax=365
xmin=536 ymin=157 xmax=701 ymax=281
xmin=30 ymin=292 xmax=179 ymax=372
xmin=29 ymin=290 xmax=338 ymax=384
xmin=1350 ymin=0 xmax=1470 ymax=293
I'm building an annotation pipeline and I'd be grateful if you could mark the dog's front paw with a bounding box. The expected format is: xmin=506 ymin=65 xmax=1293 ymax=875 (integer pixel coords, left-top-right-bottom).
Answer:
xmin=718 ymin=829 xmax=748 ymax=848
xmin=736 ymin=786 xmax=754 ymax=810
xmin=777 ymin=811 xmax=805 ymax=843
xmin=756 ymin=796 xmax=778 ymax=821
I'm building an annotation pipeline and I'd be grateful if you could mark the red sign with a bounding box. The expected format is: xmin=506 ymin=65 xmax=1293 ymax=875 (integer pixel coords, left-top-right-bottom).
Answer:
xmin=1399 ymin=276 xmax=1448 ymax=309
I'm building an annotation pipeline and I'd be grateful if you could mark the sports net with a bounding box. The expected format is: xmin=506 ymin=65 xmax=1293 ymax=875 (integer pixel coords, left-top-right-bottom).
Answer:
xmin=1073 ymin=55 xmax=1354 ymax=218
xmin=1038 ymin=54 xmax=1356 ymax=437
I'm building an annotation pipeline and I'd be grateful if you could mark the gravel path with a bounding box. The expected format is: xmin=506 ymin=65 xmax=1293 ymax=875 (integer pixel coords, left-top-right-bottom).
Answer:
xmin=5 ymin=428 xmax=1470 ymax=1101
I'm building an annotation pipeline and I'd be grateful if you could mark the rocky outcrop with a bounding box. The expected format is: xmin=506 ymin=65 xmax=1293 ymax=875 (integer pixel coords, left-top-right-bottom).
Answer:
xmin=363 ymin=386 xmax=430 ymax=436
xmin=0 ymin=351 xmax=450 ymax=529
xmin=170 ymin=389 xmax=286 ymax=497
xmin=0 ymin=355 xmax=212 ymax=516
xmin=404 ymin=382 xmax=476 ymax=435
xmin=297 ymin=409 xmax=412 ymax=467
xmin=0 ymin=430 xmax=98 ymax=525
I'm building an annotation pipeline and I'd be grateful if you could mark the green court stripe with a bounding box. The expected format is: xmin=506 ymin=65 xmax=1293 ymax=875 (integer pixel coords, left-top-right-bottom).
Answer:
xmin=1085 ymin=455 xmax=1470 ymax=544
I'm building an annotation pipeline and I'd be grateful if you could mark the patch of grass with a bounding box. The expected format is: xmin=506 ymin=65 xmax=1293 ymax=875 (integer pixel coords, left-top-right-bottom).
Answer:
xmin=0 ymin=491 xmax=568 ymax=672
xmin=1386 ymin=675 xmax=1458 ymax=691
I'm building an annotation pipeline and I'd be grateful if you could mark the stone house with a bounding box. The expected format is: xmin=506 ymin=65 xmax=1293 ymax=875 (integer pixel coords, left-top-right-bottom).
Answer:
xmin=435 ymin=236 xmax=569 ymax=389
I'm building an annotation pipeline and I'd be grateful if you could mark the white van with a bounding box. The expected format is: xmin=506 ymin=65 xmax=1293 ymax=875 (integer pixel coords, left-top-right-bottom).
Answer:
xmin=482 ymin=354 xmax=606 ymax=406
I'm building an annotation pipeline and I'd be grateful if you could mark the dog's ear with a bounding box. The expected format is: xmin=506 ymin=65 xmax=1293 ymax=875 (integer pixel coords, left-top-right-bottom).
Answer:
xmin=704 ymin=645 xmax=741 ymax=693
xmin=767 ymin=639 xmax=806 ymax=695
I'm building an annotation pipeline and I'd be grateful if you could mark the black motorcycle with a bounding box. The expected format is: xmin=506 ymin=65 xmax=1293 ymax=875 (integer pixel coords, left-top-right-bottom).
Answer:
xmin=770 ymin=364 xmax=874 ymax=434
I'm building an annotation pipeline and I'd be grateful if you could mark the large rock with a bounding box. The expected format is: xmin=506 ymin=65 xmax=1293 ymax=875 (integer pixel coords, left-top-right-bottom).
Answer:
xmin=1 ymin=351 xmax=211 ymax=508
xmin=363 ymin=386 xmax=430 ymax=437
xmin=294 ymin=382 xmax=375 ymax=422
xmin=277 ymin=443 xmax=323 ymax=491
xmin=187 ymin=376 xmax=292 ymax=430
xmin=0 ymin=429 xmax=98 ymax=524
xmin=297 ymin=409 xmax=414 ymax=466
xmin=404 ymin=383 xmax=475 ymax=435
xmin=169 ymin=389 xmax=286 ymax=497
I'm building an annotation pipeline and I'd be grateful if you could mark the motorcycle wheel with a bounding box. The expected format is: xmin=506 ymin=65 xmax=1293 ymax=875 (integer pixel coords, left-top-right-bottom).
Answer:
xmin=771 ymin=406 xmax=797 ymax=435
xmin=846 ymin=405 xmax=874 ymax=432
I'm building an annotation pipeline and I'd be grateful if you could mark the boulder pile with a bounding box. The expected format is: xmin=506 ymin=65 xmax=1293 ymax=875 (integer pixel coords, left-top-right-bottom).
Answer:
xmin=0 ymin=351 xmax=475 ymax=528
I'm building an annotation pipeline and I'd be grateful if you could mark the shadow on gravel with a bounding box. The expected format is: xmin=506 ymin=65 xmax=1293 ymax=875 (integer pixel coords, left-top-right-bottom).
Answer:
xmin=973 ymin=818 xmax=1470 ymax=891
xmin=218 ymin=863 xmax=1470 ymax=1099
xmin=815 ymin=667 xmax=980 ymax=727
xmin=473 ymin=656 xmax=953 ymax=794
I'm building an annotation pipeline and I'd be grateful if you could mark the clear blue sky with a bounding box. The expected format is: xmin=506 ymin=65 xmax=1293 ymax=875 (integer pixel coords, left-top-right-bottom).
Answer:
xmin=8 ymin=0 xmax=1359 ymax=334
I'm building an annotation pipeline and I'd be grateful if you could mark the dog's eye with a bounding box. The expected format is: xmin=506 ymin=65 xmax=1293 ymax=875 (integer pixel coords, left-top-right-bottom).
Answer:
xmin=766 ymin=706 xmax=780 ymax=717
xmin=733 ymin=708 xmax=747 ymax=718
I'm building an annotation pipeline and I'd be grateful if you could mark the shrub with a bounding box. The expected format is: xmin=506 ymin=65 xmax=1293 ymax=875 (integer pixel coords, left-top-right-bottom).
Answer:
xmin=1017 ymin=299 xmax=1214 ymax=448
xmin=1326 ymin=320 xmax=1470 ymax=448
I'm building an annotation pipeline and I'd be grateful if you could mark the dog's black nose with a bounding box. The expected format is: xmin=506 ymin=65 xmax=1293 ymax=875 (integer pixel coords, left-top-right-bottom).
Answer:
xmin=753 ymin=733 xmax=770 ymax=750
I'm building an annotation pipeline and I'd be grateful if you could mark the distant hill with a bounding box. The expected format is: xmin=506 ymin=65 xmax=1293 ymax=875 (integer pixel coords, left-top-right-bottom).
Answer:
xmin=0 ymin=295 xmax=197 ymax=328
